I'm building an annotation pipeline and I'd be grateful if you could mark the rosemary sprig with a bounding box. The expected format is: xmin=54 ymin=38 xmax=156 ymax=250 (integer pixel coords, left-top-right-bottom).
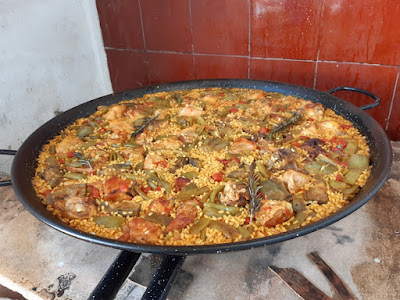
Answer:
xmin=248 ymin=169 xmax=263 ymax=224
xmin=267 ymin=108 xmax=303 ymax=139
xmin=131 ymin=112 xmax=160 ymax=138
xmin=74 ymin=152 xmax=94 ymax=169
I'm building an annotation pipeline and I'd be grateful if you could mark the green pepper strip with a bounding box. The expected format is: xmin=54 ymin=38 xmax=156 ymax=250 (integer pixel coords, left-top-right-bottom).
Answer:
xmin=203 ymin=202 xmax=239 ymax=215
xmin=209 ymin=185 xmax=225 ymax=203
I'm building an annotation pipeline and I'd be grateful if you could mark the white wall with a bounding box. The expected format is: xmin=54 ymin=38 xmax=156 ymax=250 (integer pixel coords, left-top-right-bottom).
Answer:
xmin=0 ymin=0 xmax=112 ymax=173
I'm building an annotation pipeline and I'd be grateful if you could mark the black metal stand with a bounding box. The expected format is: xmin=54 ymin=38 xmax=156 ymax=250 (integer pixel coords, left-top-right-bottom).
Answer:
xmin=141 ymin=255 xmax=186 ymax=300
xmin=88 ymin=251 xmax=141 ymax=300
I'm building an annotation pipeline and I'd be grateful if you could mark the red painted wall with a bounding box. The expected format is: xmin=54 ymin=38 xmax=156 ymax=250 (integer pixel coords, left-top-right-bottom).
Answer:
xmin=96 ymin=0 xmax=400 ymax=140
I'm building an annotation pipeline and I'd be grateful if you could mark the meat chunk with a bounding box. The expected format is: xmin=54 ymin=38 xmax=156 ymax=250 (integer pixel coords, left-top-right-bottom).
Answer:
xmin=54 ymin=197 xmax=97 ymax=219
xmin=305 ymin=180 xmax=329 ymax=204
xmin=144 ymin=152 xmax=166 ymax=170
xmin=179 ymin=125 xmax=199 ymax=143
xmin=147 ymin=197 xmax=174 ymax=215
xmin=152 ymin=137 xmax=183 ymax=150
xmin=165 ymin=200 xmax=199 ymax=232
xmin=119 ymin=218 xmax=162 ymax=244
xmin=301 ymin=138 xmax=325 ymax=159
xmin=255 ymin=200 xmax=293 ymax=227
xmin=103 ymin=105 xmax=127 ymax=120
xmin=280 ymin=170 xmax=312 ymax=193
xmin=219 ymin=180 xmax=248 ymax=207
xmin=178 ymin=106 xmax=203 ymax=117
xmin=55 ymin=136 xmax=83 ymax=154
xmin=103 ymin=176 xmax=132 ymax=202
xmin=43 ymin=166 xmax=63 ymax=187
xmin=229 ymin=137 xmax=256 ymax=154
xmin=303 ymin=102 xmax=324 ymax=121
xmin=46 ymin=184 xmax=86 ymax=204
xmin=119 ymin=147 xmax=145 ymax=161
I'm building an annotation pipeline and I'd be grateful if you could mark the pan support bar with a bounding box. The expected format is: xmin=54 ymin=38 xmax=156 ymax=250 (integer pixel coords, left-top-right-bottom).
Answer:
xmin=88 ymin=251 xmax=186 ymax=300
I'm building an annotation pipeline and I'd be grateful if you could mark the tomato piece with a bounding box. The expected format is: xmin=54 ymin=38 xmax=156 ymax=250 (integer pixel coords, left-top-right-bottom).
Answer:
xmin=230 ymin=108 xmax=239 ymax=113
xmin=292 ymin=141 xmax=302 ymax=147
xmin=336 ymin=174 xmax=344 ymax=181
xmin=98 ymin=128 xmax=107 ymax=133
xmin=219 ymin=92 xmax=225 ymax=96
xmin=57 ymin=158 xmax=64 ymax=164
xmin=307 ymin=118 xmax=314 ymax=121
xmin=67 ymin=151 xmax=75 ymax=158
xmin=42 ymin=189 xmax=52 ymax=197
xmin=155 ymin=161 xmax=168 ymax=168
xmin=258 ymin=127 xmax=270 ymax=134
xmin=141 ymin=186 xmax=151 ymax=194
xmin=341 ymin=124 xmax=352 ymax=129
xmin=211 ymin=173 xmax=223 ymax=182
xmin=154 ymin=186 xmax=162 ymax=191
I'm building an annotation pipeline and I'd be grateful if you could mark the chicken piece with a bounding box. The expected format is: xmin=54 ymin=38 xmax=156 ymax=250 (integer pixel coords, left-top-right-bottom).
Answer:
xmin=201 ymin=94 xmax=218 ymax=105
xmin=247 ymin=90 xmax=266 ymax=100
xmin=147 ymin=197 xmax=174 ymax=215
xmin=144 ymin=152 xmax=166 ymax=170
xmin=103 ymin=105 xmax=127 ymax=120
xmin=109 ymin=119 xmax=134 ymax=134
xmin=280 ymin=170 xmax=312 ymax=193
xmin=46 ymin=184 xmax=86 ymax=204
xmin=126 ymin=108 xmax=147 ymax=120
xmin=54 ymin=197 xmax=97 ymax=219
xmin=303 ymin=102 xmax=324 ymax=121
xmin=317 ymin=120 xmax=341 ymax=135
xmin=120 ymin=147 xmax=145 ymax=161
xmin=229 ymin=137 xmax=256 ymax=154
xmin=88 ymin=149 xmax=110 ymax=169
xmin=178 ymin=105 xmax=203 ymax=117
xmin=165 ymin=200 xmax=199 ymax=232
xmin=300 ymin=124 xmax=319 ymax=137
xmin=255 ymin=200 xmax=293 ymax=227
xmin=103 ymin=176 xmax=132 ymax=202
xmin=55 ymin=136 xmax=84 ymax=154
xmin=119 ymin=218 xmax=162 ymax=244
xmin=257 ymin=139 xmax=278 ymax=155
xmin=305 ymin=180 xmax=329 ymax=204
xmin=179 ymin=125 xmax=199 ymax=143
xmin=152 ymin=137 xmax=183 ymax=150
xmin=219 ymin=180 xmax=248 ymax=207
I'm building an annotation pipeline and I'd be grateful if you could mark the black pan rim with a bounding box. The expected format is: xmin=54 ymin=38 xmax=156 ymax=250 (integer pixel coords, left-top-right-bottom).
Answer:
xmin=11 ymin=79 xmax=392 ymax=255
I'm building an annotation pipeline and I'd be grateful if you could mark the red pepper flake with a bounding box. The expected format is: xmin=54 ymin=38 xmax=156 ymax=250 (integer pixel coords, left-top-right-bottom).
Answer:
xmin=141 ymin=186 xmax=151 ymax=194
xmin=243 ymin=217 xmax=250 ymax=225
xmin=307 ymin=118 xmax=314 ymax=121
xmin=258 ymin=127 xmax=270 ymax=134
xmin=292 ymin=141 xmax=302 ymax=147
xmin=155 ymin=161 xmax=168 ymax=168
xmin=230 ymin=108 xmax=239 ymax=113
xmin=341 ymin=124 xmax=352 ymax=129
xmin=211 ymin=173 xmax=223 ymax=182
xmin=57 ymin=158 xmax=64 ymax=164
xmin=42 ymin=189 xmax=52 ymax=197
xmin=219 ymin=92 xmax=225 ymax=96
xmin=154 ymin=186 xmax=163 ymax=191
xmin=336 ymin=174 xmax=344 ymax=181
xmin=98 ymin=128 xmax=107 ymax=133
xmin=231 ymin=156 xmax=240 ymax=164
xmin=67 ymin=151 xmax=75 ymax=158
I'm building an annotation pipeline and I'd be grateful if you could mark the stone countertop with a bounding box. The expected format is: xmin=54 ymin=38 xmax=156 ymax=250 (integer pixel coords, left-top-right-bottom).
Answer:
xmin=0 ymin=142 xmax=399 ymax=300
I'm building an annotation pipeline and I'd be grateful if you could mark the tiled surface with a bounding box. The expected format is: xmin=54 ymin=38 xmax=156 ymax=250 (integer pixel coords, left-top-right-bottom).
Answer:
xmin=191 ymin=0 xmax=250 ymax=56
xmin=106 ymin=49 xmax=148 ymax=92
xmin=147 ymin=52 xmax=194 ymax=85
xmin=194 ymin=55 xmax=249 ymax=79
xmin=250 ymin=58 xmax=316 ymax=88
xmin=251 ymin=0 xmax=322 ymax=60
xmin=315 ymin=62 xmax=398 ymax=128
xmin=140 ymin=0 xmax=192 ymax=52
xmin=96 ymin=0 xmax=144 ymax=50
xmin=319 ymin=0 xmax=400 ymax=65
xmin=387 ymin=82 xmax=400 ymax=140
xmin=95 ymin=0 xmax=400 ymax=140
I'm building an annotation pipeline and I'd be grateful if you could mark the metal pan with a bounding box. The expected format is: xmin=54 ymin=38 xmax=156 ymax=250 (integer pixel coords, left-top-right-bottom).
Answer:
xmin=4 ymin=79 xmax=392 ymax=255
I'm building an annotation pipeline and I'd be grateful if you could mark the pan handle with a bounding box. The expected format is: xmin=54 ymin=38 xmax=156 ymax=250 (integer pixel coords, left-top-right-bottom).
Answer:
xmin=327 ymin=86 xmax=380 ymax=110
xmin=0 ymin=149 xmax=17 ymax=187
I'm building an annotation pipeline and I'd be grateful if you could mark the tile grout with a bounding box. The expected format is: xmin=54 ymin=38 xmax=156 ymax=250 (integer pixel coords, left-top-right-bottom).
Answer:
xmin=248 ymin=0 xmax=251 ymax=80
xmin=104 ymin=47 xmax=400 ymax=68
xmin=385 ymin=69 xmax=399 ymax=131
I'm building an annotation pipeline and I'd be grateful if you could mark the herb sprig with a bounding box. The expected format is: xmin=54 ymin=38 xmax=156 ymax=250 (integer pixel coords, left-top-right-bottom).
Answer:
xmin=131 ymin=113 xmax=160 ymax=138
xmin=248 ymin=167 xmax=263 ymax=224
xmin=74 ymin=152 xmax=94 ymax=169
xmin=267 ymin=108 xmax=303 ymax=139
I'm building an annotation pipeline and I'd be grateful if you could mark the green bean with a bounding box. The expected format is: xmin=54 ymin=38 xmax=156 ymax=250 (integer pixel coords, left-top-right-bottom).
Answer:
xmin=146 ymin=172 xmax=172 ymax=194
xmin=238 ymin=226 xmax=251 ymax=239
xmin=123 ymin=173 xmax=148 ymax=180
xmin=200 ymin=228 xmax=207 ymax=241
xmin=255 ymin=161 xmax=270 ymax=179
xmin=195 ymin=116 xmax=205 ymax=125
xmin=64 ymin=172 xmax=86 ymax=180
xmin=176 ymin=187 xmax=209 ymax=200
xmin=49 ymin=145 xmax=56 ymax=155
xmin=204 ymin=202 xmax=239 ymax=215
xmin=209 ymin=220 xmax=239 ymax=239
xmin=93 ymin=216 xmax=125 ymax=228
xmin=133 ymin=184 xmax=150 ymax=200
xmin=343 ymin=169 xmax=364 ymax=185
xmin=135 ymin=161 xmax=144 ymax=171
xmin=77 ymin=125 xmax=94 ymax=138
xmin=203 ymin=206 xmax=225 ymax=218
xmin=182 ymin=172 xmax=198 ymax=179
xmin=144 ymin=213 xmax=173 ymax=226
xmin=209 ymin=185 xmax=225 ymax=203
xmin=190 ymin=218 xmax=211 ymax=234
xmin=65 ymin=161 xmax=84 ymax=168
xmin=81 ymin=141 xmax=97 ymax=149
